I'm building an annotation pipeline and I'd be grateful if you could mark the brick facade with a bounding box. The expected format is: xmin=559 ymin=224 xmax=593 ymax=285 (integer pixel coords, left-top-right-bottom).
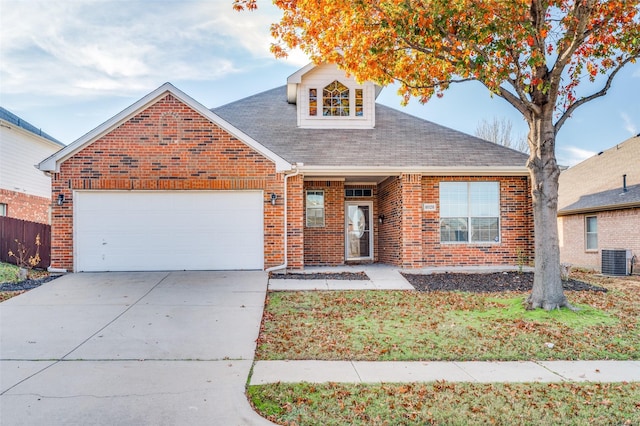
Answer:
xmin=0 ymin=188 xmax=51 ymax=224
xmin=301 ymin=175 xmax=533 ymax=269
xmin=302 ymin=181 xmax=383 ymax=266
xmin=559 ymin=207 xmax=640 ymax=271
xmin=48 ymin=92 xmax=533 ymax=272
xmin=420 ymin=176 xmax=533 ymax=268
xmin=378 ymin=177 xmax=402 ymax=265
xmin=303 ymin=180 xmax=346 ymax=265
xmin=50 ymin=94 xmax=285 ymax=271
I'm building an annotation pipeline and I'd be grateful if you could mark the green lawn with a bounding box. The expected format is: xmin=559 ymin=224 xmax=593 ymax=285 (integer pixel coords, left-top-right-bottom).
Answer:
xmin=256 ymin=289 xmax=639 ymax=361
xmin=249 ymin=382 xmax=640 ymax=425
xmin=250 ymin=277 xmax=640 ymax=424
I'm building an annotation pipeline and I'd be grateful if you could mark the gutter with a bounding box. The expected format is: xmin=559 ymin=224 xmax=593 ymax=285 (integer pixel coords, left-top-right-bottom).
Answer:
xmin=298 ymin=165 xmax=530 ymax=177
xmin=265 ymin=164 xmax=301 ymax=273
xmin=558 ymin=201 xmax=640 ymax=216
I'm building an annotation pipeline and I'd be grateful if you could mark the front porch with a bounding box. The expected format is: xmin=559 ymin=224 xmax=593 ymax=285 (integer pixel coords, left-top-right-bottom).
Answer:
xmin=286 ymin=173 xmax=533 ymax=271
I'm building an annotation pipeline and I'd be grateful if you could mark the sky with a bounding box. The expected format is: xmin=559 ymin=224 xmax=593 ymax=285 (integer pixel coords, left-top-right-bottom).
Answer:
xmin=1 ymin=0 xmax=639 ymax=167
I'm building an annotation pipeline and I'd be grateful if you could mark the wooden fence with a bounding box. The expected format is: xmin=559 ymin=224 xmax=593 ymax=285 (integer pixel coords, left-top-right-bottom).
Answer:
xmin=0 ymin=216 xmax=51 ymax=269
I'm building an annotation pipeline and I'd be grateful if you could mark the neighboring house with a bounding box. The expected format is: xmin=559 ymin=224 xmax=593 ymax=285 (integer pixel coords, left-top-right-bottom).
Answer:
xmin=0 ymin=107 xmax=65 ymax=223
xmin=557 ymin=134 xmax=640 ymax=272
xmin=38 ymin=63 xmax=532 ymax=272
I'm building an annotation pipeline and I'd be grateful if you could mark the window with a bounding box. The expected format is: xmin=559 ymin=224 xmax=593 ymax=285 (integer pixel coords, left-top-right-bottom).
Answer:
xmin=355 ymin=89 xmax=363 ymax=116
xmin=0 ymin=203 xmax=6 ymax=216
xmin=345 ymin=188 xmax=372 ymax=197
xmin=309 ymin=89 xmax=318 ymax=116
xmin=307 ymin=81 xmax=365 ymax=118
xmin=440 ymin=182 xmax=500 ymax=243
xmin=585 ymin=216 xmax=598 ymax=251
xmin=306 ymin=190 xmax=325 ymax=227
xmin=323 ymin=81 xmax=350 ymax=116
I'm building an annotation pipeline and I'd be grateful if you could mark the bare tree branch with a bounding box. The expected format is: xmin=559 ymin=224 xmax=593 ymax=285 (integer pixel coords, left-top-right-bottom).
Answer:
xmin=555 ymin=54 xmax=639 ymax=133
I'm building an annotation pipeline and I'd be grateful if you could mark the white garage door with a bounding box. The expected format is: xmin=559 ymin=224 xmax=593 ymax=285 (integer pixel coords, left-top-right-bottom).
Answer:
xmin=74 ymin=191 xmax=264 ymax=271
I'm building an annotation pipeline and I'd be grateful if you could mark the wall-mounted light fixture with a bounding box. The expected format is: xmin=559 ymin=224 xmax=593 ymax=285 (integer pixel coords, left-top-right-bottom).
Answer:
xmin=378 ymin=214 xmax=385 ymax=224
xmin=57 ymin=193 xmax=65 ymax=206
xmin=270 ymin=193 xmax=278 ymax=205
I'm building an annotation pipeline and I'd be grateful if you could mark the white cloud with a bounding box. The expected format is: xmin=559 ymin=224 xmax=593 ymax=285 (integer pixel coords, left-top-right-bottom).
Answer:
xmin=621 ymin=112 xmax=638 ymax=135
xmin=557 ymin=146 xmax=596 ymax=167
xmin=0 ymin=0 xmax=301 ymax=100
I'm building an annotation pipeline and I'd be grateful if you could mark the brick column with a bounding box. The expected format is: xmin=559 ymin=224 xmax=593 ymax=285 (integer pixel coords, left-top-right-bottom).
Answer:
xmin=286 ymin=173 xmax=305 ymax=269
xmin=400 ymin=173 xmax=423 ymax=268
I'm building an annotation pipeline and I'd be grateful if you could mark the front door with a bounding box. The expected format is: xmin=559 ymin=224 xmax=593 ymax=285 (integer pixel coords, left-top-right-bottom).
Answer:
xmin=345 ymin=202 xmax=373 ymax=260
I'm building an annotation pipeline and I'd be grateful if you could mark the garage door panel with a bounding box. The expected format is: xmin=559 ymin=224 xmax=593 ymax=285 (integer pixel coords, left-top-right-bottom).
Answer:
xmin=74 ymin=191 xmax=264 ymax=271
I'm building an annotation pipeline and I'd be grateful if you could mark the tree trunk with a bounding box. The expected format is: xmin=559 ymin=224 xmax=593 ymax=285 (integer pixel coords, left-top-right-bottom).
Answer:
xmin=525 ymin=114 xmax=570 ymax=310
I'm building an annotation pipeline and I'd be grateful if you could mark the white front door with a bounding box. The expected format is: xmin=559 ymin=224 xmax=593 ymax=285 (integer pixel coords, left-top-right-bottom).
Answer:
xmin=345 ymin=202 xmax=373 ymax=260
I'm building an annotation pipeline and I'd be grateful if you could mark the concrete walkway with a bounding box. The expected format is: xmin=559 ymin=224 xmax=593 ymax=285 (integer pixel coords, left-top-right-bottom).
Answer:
xmin=251 ymin=360 xmax=640 ymax=384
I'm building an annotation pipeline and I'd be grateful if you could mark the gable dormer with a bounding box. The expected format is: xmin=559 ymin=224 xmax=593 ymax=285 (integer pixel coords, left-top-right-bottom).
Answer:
xmin=287 ymin=63 xmax=381 ymax=129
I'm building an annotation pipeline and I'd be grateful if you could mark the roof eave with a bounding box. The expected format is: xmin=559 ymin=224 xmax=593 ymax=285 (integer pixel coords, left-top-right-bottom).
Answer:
xmin=558 ymin=201 xmax=640 ymax=216
xmin=298 ymin=166 xmax=530 ymax=177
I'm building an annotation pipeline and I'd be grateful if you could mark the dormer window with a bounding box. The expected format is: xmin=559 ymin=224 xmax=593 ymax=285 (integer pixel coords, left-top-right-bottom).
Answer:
xmin=309 ymin=80 xmax=363 ymax=118
xmin=323 ymin=81 xmax=349 ymax=116
xmin=291 ymin=63 xmax=376 ymax=128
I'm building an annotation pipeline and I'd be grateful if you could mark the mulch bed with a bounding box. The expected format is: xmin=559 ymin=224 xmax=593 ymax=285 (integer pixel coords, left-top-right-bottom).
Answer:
xmin=0 ymin=275 xmax=60 ymax=292
xmin=269 ymin=272 xmax=370 ymax=280
xmin=402 ymin=271 xmax=608 ymax=293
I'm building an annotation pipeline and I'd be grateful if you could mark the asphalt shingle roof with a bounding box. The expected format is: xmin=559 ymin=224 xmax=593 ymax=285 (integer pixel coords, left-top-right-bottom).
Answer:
xmin=558 ymin=135 xmax=640 ymax=214
xmin=212 ymin=86 xmax=528 ymax=169
xmin=0 ymin=106 xmax=64 ymax=146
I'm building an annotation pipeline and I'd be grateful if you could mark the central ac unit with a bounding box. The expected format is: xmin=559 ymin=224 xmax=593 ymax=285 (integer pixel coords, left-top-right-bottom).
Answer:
xmin=601 ymin=249 xmax=631 ymax=276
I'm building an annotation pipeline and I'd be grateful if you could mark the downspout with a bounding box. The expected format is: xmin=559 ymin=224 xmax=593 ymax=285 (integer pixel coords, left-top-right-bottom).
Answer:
xmin=266 ymin=164 xmax=301 ymax=273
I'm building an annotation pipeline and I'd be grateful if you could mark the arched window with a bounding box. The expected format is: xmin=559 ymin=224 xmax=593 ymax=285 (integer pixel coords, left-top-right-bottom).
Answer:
xmin=322 ymin=81 xmax=349 ymax=116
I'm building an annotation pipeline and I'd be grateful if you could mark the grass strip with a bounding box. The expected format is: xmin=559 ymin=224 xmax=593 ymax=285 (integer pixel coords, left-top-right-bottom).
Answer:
xmin=248 ymin=381 xmax=640 ymax=425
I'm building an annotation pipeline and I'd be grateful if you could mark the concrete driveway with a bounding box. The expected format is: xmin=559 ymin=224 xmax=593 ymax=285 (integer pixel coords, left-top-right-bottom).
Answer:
xmin=0 ymin=271 xmax=273 ymax=426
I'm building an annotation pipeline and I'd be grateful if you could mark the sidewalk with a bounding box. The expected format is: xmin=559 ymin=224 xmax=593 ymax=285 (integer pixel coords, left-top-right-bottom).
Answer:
xmin=251 ymin=360 xmax=640 ymax=384
xmin=262 ymin=265 xmax=640 ymax=386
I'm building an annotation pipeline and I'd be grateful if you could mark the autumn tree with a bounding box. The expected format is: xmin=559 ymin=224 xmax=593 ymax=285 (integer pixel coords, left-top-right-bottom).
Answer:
xmin=475 ymin=117 xmax=529 ymax=153
xmin=235 ymin=0 xmax=640 ymax=310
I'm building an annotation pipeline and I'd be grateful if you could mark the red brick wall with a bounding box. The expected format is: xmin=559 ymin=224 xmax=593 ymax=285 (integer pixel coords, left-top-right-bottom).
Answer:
xmin=559 ymin=208 xmax=640 ymax=271
xmin=377 ymin=177 xmax=402 ymax=264
xmin=303 ymin=180 xmax=345 ymax=265
xmin=421 ymin=176 xmax=533 ymax=267
xmin=302 ymin=175 xmax=532 ymax=269
xmin=286 ymin=174 xmax=305 ymax=269
xmin=50 ymin=94 xmax=284 ymax=271
xmin=400 ymin=174 xmax=424 ymax=268
xmin=0 ymin=188 xmax=51 ymax=224
xmin=303 ymin=181 xmax=380 ymax=266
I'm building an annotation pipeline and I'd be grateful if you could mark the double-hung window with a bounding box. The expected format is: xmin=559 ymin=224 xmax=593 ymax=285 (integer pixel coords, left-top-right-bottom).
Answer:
xmin=585 ymin=216 xmax=597 ymax=251
xmin=306 ymin=190 xmax=325 ymax=227
xmin=440 ymin=182 xmax=500 ymax=243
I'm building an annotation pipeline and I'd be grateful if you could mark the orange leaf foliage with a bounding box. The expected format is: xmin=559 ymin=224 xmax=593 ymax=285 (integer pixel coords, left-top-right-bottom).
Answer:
xmin=236 ymin=0 xmax=640 ymax=127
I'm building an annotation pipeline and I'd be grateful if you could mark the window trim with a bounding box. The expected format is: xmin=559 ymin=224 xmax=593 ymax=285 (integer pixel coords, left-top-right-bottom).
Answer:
xmin=345 ymin=188 xmax=373 ymax=198
xmin=305 ymin=190 xmax=325 ymax=227
xmin=585 ymin=215 xmax=598 ymax=252
xmin=439 ymin=181 xmax=501 ymax=244
xmin=306 ymin=80 xmax=366 ymax=119
xmin=0 ymin=203 xmax=7 ymax=216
